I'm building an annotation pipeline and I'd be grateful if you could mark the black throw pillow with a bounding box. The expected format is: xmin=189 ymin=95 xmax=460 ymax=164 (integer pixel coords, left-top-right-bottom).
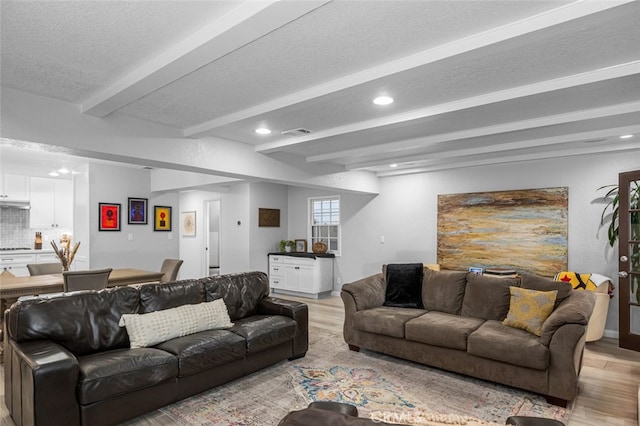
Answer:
xmin=383 ymin=263 xmax=424 ymax=308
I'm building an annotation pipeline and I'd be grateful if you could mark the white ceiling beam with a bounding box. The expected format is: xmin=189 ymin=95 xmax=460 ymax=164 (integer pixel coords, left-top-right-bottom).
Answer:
xmin=81 ymin=0 xmax=331 ymax=117
xmin=375 ymin=140 xmax=640 ymax=177
xmin=346 ymin=125 xmax=640 ymax=171
xmin=302 ymin=70 xmax=640 ymax=163
xmin=185 ymin=0 xmax=633 ymax=139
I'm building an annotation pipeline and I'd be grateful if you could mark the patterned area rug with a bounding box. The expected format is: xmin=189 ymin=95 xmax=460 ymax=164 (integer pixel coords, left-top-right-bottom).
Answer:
xmin=128 ymin=327 xmax=570 ymax=425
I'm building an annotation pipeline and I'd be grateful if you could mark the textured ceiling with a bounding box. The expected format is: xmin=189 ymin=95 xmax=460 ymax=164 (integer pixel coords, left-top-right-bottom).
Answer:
xmin=1 ymin=0 xmax=639 ymax=179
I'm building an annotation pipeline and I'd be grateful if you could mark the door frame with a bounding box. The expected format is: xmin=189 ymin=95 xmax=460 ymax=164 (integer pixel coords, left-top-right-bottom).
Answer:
xmin=618 ymin=169 xmax=640 ymax=351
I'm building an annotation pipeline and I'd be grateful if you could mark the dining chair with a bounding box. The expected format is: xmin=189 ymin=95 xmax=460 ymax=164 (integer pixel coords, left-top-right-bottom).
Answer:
xmin=62 ymin=268 xmax=112 ymax=292
xmin=160 ymin=259 xmax=183 ymax=282
xmin=27 ymin=262 xmax=63 ymax=276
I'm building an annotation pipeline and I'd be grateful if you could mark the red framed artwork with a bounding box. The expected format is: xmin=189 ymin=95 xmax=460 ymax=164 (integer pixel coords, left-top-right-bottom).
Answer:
xmin=154 ymin=206 xmax=172 ymax=231
xmin=99 ymin=203 xmax=121 ymax=231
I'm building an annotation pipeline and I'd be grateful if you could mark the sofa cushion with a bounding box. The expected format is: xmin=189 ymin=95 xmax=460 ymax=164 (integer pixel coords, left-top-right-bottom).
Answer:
xmin=138 ymin=279 xmax=205 ymax=313
xmin=8 ymin=286 xmax=139 ymax=356
xmin=77 ymin=347 xmax=178 ymax=405
xmin=382 ymin=263 xmax=424 ymax=308
xmin=520 ymin=274 xmax=572 ymax=308
xmin=119 ymin=299 xmax=233 ymax=348
xmin=502 ymin=287 xmax=557 ymax=336
xmin=405 ymin=311 xmax=484 ymax=350
xmin=203 ymin=271 xmax=270 ymax=320
xmin=467 ymin=320 xmax=549 ymax=370
xmin=230 ymin=315 xmax=297 ymax=354
xmin=352 ymin=307 xmax=425 ymax=338
xmin=461 ymin=273 xmax=520 ymax=321
xmin=421 ymin=269 xmax=468 ymax=314
xmin=155 ymin=329 xmax=246 ymax=376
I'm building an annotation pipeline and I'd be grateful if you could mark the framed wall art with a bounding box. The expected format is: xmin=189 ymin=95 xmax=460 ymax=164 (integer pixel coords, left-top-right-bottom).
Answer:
xmin=437 ymin=187 xmax=568 ymax=277
xmin=154 ymin=206 xmax=172 ymax=231
xmin=295 ymin=239 xmax=307 ymax=253
xmin=128 ymin=197 xmax=148 ymax=225
xmin=181 ymin=211 xmax=196 ymax=237
xmin=258 ymin=208 xmax=280 ymax=227
xmin=99 ymin=202 xmax=121 ymax=231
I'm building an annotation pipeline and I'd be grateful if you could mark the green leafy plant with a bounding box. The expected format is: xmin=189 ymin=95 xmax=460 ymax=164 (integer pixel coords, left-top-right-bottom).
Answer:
xmin=279 ymin=240 xmax=295 ymax=252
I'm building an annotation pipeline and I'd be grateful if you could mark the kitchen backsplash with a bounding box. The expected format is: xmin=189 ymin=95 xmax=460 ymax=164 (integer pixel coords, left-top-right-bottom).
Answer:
xmin=0 ymin=206 xmax=72 ymax=248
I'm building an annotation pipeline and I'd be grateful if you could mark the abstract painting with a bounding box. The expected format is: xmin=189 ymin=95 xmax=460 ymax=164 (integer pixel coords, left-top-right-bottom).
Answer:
xmin=437 ymin=187 xmax=568 ymax=277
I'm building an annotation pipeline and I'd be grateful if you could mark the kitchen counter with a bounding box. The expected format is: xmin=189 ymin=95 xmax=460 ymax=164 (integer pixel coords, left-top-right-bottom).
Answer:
xmin=0 ymin=248 xmax=55 ymax=254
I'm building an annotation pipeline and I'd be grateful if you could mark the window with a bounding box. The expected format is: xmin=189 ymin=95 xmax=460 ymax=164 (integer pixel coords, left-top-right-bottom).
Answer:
xmin=309 ymin=196 xmax=340 ymax=255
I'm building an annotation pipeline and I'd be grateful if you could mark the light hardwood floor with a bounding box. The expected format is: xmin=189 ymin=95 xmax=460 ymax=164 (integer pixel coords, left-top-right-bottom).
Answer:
xmin=1 ymin=295 xmax=638 ymax=426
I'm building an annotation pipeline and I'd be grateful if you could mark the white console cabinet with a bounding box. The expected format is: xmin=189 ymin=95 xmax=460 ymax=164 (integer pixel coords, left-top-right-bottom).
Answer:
xmin=268 ymin=253 xmax=334 ymax=298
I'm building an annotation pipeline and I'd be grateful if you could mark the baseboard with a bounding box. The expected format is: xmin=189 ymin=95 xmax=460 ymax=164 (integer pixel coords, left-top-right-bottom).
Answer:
xmin=603 ymin=329 xmax=619 ymax=339
xmin=331 ymin=290 xmax=341 ymax=297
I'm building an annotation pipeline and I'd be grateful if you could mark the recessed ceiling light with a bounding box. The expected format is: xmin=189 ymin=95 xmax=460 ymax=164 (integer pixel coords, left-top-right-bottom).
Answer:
xmin=48 ymin=171 xmax=59 ymax=177
xmin=255 ymin=127 xmax=271 ymax=135
xmin=620 ymin=134 xmax=634 ymax=139
xmin=389 ymin=163 xmax=398 ymax=168
xmin=58 ymin=167 xmax=70 ymax=174
xmin=373 ymin=96 xmax=394 ymax=106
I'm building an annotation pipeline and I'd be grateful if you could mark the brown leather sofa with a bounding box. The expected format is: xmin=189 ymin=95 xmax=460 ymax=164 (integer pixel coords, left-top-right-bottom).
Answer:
xmin=4 ymin=271 xmax=308 ymax=426
xmin=341 ymin=268 xmax=595 ymax=406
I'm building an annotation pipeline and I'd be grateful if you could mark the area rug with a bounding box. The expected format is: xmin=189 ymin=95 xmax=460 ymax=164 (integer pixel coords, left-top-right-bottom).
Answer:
xmin=128 ymin=327 xmax=570 ymax=425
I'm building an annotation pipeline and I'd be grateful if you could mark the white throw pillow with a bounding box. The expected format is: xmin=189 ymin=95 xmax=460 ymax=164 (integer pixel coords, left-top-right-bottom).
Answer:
xmin=119 ymin=299 xmax=233 ymax=348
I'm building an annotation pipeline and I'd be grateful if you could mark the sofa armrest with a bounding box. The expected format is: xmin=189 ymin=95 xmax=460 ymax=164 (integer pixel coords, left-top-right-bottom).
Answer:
xmin=6 ymin=339 xmax=80 ymax=426
xmin=539 ymin=290 xmax=596 ymax=346
xmin=258 ymin=297 xmax=308 ymax=358
xmin=340 ymin=273 xmax=385 ymax=312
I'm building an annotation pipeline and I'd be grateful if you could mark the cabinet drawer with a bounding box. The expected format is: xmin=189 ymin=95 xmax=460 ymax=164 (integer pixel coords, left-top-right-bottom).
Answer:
xmin=270 ymin=264 xmax=284 ymax=277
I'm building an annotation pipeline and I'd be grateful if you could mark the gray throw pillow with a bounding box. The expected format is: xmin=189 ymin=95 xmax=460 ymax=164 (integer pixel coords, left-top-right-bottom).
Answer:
xmin=461 ymin=273 xmax=520 ymax=321
xmin=519 ymin=274 xmax=572 ymax=308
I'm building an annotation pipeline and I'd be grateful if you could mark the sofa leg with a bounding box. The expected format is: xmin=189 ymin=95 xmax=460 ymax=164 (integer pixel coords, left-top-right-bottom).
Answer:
xmin=288 ymin=352 xmax=306 ymax=360
xmin=348 ymin=344 xmax=360 ymax=352
xmin=544 ymin=395 xmax=568 ymax=408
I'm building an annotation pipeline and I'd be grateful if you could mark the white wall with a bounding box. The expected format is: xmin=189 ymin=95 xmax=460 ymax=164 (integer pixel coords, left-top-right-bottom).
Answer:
xmin=249 ymin=182 xmax=289 ymax=273
xmin=87 ymin=163 xmax=179 ymax=271
xmin=288 ymin=150 xmax=640 ymax=337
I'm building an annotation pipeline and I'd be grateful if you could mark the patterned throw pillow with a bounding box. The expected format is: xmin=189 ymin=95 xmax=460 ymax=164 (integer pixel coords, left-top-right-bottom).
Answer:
xmin=119 ymin=299 xmax=233 ymax=348
xmin=502 ymin=286 xmax=557 ymax=336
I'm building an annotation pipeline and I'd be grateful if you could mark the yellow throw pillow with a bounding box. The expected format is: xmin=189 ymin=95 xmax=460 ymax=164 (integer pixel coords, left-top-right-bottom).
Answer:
xmin=503 ymin=286 xmax=557 ymax=336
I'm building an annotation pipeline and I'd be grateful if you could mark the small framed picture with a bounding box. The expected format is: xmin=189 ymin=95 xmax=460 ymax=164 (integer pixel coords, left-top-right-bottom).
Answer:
xmin=181 ymin=211 xmax=196 ymax=237
xmin=469 ymin=266 xmax=484 ymax=275
xmin=295 ymin=239 xmax=307 ymax=253
xmin=99 ymin=203 xmax=121 ymax=231
xmin=154 ymin=206 xmax=172 ymax=231
xmin=128 ymin=197 xmax=148 ymax=225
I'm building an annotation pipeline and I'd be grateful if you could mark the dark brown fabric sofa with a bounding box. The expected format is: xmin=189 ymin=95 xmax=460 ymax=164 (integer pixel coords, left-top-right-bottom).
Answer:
xmin=4 ymin=271 xmax=308 ymax=426
xmin=341 ymin=268 xmax=595 ymax=406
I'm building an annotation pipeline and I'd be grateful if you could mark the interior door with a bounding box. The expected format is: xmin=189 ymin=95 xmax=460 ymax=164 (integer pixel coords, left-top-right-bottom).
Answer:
xmin=618 ymin=170 xmax=640 ymax=351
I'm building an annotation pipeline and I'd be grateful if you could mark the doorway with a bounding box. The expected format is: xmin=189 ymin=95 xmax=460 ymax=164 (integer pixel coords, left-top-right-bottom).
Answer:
xmin=618 ymin=169 xmax=640 ymax=351
xmin=204 ymin=200 xmax=221 ymax=276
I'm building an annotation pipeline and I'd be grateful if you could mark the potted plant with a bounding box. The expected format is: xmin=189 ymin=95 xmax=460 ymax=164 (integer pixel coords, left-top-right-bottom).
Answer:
xmin=279 ymin=240 xmax=295 ymax=252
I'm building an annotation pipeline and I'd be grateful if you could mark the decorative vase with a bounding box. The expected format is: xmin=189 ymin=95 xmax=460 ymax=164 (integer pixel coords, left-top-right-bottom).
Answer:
xmin=312 ymin=241 xmax=327 ymax=254
xmin=285 ymin=246 xmax=292 ymax=253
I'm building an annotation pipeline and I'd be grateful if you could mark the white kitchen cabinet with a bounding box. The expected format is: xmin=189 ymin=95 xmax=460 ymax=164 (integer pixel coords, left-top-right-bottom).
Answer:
xmin=29 ymin=177 xmax=73 ymax=229
xmin=0 ymin=253 xmax=36 ymax=277
xmin=268 ymin=253 xmax=334 ymax=298
xmin=1 ymin=173 xmax=29 ymax=200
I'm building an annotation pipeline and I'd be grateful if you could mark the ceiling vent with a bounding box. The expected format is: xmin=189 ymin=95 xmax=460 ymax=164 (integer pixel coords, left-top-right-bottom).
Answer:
xmin=281 ymin=128 xmax=312 ymax=137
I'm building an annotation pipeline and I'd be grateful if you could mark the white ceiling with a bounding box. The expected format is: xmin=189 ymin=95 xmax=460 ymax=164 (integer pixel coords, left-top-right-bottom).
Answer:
xmin=1 ymin=0 xmax=639 ymax=179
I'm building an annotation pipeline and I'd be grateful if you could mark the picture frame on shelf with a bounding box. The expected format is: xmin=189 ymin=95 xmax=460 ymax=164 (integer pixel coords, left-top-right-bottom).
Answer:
xmin=154 ymin=206 xmax=172 ymax=231
xmin=181 ymin=211 xmax=196 ymax=237
xmin=295 ymin=239 xmax=307 ymax=253
xmin=127 ymin=197 xmax=148 ymax=225
xmin=99 ymin=202 xmax=121 ymax=231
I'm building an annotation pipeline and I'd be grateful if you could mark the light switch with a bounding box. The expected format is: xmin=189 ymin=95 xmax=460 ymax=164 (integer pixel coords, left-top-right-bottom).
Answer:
xmin=380 ymin=235 xmax=385 ymax=244
xmin=128 ymin=233 xmax=134 ymax=241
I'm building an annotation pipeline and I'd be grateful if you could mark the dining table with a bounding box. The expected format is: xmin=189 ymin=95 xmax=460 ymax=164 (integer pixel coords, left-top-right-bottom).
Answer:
xmin=0 ymin=268 xmax=164 ymax=362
